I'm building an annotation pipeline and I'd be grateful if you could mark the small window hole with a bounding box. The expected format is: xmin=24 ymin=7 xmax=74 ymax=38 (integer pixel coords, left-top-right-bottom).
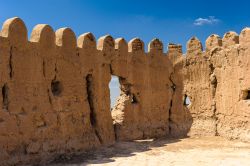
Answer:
xmin=2 ymin=84 xmax=9 ymax=110
xmin=242 ymin=90 xmax=250 ymax=100
xmin=131 ymin=94 xmax=138 ymax=104
xmin=247 ymin=91 xmax=250 ymax=100
xmin=184 ymin=94 xmax=191 ymax=106
xmin=51 ymin=80 xmax=62 ymax=96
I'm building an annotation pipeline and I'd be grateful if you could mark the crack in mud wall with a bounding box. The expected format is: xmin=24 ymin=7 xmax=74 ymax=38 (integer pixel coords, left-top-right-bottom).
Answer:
xmin=9 ymin=46 xmax=13 ymax=79
xmin=168 ymin=73 xmax=176 ymax=134
xmin=86 ymin=74 xmax=103 ymax=144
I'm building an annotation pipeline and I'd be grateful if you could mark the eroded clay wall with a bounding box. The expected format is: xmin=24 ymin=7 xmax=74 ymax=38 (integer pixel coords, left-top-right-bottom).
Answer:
xmin=0 ymin=17 xmax=174 ymax=166
xmin=0 ymin=18 xmax=115 ymax=165
xmin=211 ymin=31 xmax=250 ymax=141
xmin=111 ymin=38 xmax=173 ymax=140
xmin=169 ymin=30 xmax=250 ymax=141
xmin=169 ymin=38 xmax=216 ymax=137
xmin=0 ymin=17 xmax=249 ymax=166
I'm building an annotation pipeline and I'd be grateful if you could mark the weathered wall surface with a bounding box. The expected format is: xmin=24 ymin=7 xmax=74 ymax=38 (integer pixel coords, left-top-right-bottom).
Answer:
xmin=169 ymin=38 xmax=216 ymax=137
xmin=0 ymin=17 xmax=249 ymax=165
xmin=111 ymin=38 xmax=173 ymax=140
xmin=169 ymin=30 xmax=250 ymax=141
xmin=0 ymin=18 xmax=115 ymax=165
xmin=210 ymin=31 xmax=250 ymax=141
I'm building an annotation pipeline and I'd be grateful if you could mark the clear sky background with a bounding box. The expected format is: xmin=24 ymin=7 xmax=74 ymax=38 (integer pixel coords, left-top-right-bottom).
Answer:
xmin=0 ymin=0 xmax=249 ymax=106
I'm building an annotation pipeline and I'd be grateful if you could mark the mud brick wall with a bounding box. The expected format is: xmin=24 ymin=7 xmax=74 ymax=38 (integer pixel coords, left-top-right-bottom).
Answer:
xmin=0 ymin=17 xmax=249 ymax=165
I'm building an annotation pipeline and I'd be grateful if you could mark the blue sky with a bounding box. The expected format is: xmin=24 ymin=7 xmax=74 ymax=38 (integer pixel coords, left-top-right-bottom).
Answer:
xmin=0 ymin=0 xmax=249 ymax=106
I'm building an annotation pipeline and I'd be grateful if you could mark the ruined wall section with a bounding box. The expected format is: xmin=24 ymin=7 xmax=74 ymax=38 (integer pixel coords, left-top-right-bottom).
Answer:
xmin=210 ymin=30 xmax=250 ymax=141
xmin=111 ymin=38 xmax=173 ymax=140
xmin=169 ymin=29 xmax=250 ymax=141
xmin=0 ymin=17 xmax=115 ymax=165
xmin=168 ymin=39 xmax=216 ymax=137
xmin=0 ymin=17 xmax=173 ymax=165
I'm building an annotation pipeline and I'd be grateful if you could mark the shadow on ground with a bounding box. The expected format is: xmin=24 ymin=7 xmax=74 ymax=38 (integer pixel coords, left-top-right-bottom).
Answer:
xmin=48 ymin=137 xmax=183 ymax=166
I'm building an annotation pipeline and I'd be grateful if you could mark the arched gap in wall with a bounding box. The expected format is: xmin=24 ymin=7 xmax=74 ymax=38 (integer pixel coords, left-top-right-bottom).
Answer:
xmin=184 ymin=94 xmax=191 ymax=106
xmin=109 ymin=75 xmax=121 ymax=111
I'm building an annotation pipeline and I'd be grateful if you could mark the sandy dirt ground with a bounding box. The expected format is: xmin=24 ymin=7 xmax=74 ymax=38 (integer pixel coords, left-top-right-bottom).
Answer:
xmin=49 ymin=137 xmax=250 ymax=166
